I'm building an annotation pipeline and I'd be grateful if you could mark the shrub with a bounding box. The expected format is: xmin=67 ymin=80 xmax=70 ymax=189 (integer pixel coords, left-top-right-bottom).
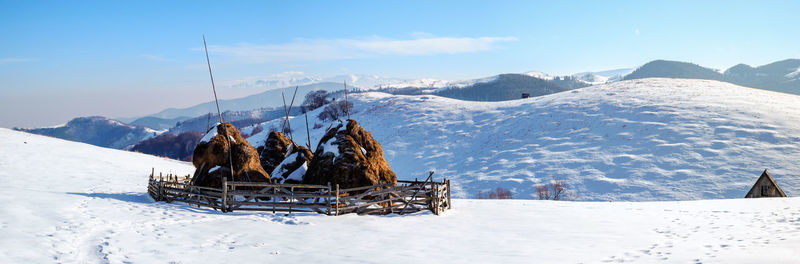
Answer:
xmin=249 ymin=125 xmax=263 ymax=137
xmin=302 ymin=90 xmax=331 ymax=112
xmin=536 ymin=178 xmax=574 ymax=200
xmin=317 ymin=100 xmax=353 ymax=121
xmin=476 ymin=187 xmax=513 ymax=199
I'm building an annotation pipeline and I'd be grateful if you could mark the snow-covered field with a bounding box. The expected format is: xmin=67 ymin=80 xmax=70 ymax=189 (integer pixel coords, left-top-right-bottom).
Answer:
xmin=248 ymin=78 xmax=800 ymax=201
xmin=1 ymin=128 xmax=799 ymax=263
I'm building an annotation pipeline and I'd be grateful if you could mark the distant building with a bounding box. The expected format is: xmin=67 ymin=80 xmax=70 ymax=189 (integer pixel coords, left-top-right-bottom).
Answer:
xmin=745 ymin=169 xmax=787 ymax=198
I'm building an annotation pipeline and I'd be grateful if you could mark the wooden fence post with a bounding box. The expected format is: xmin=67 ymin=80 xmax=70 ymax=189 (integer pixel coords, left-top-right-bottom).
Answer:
xmin=289 ymin=186 xmax=294 ymax=214
xmin=222 ymin=177 xmax=228 ymax=213
xmin=335 ymin=184 xmax=340 ymax=216
xmin=446 ymin=179 xmax=451 ymax=209
xmin=433 ymin=182 xmax=439 ymax=215
xmin=327 ymin=182 xmax=332 ymax=215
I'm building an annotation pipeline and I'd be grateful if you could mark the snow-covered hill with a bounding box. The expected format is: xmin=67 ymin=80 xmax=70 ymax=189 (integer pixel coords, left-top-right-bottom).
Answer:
xmin=16 ymin=116 xmax=160 ymax=149
xmin=249 ymin=78 xmax=800 ymax=201
xmin=1 ymin=128 xmax=799 ymax=263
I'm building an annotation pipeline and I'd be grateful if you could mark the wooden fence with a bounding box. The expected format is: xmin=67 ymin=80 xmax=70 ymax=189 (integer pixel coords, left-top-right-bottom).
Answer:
xmin=147 ymin=171 xmax=451 ymax=215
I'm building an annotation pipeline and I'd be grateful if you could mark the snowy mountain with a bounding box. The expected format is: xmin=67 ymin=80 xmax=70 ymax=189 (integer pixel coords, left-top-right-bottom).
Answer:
xmin=723 ymin=59 xmax=800 ymax=94
xmin=624 ymin=59 xmax=800 ymax=95
xmin=145 ymin=82 xmax=343 ymax=120
xmin=434 ymin=73 xmax=581 ymax=101
xmin=166 ymin=107 xmax=302 ymax=135
xmin=15 ymin=116 xmax=159 ymax=149
xmin=572 ymin=68 xmax=634 ymax=84
xmin=3 ymin=128 xmax=799 ymax=263
xmin=623 ymin=60 xmax=726 ymax=81
xmin=248 ymin=78 xmax=800 ymax=201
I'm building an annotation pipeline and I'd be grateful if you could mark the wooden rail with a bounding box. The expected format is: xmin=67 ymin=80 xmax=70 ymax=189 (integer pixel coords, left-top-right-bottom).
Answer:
xmin=147 ymin=171 xmax=451 ymax=215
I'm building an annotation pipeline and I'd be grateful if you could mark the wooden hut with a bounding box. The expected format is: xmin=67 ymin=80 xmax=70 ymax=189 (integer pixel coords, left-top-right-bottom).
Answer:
xmin=744 ymin=169 xmax=787 ymax=198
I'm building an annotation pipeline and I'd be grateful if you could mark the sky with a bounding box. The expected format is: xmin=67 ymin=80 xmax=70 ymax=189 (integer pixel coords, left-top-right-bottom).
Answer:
xmin=1 ymin=0 xmax=798 ymax=128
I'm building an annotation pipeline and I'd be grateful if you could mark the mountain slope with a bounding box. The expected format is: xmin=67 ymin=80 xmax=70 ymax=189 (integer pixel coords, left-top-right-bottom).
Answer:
xmin=433 ymin=74 xmax=585 ymax=101
xmin=723 ymin=59 xmax=800 ymax=94
xmin=147 ymin=82 xmax=343 ymax=120
xmin=16 ymin=116 xmax=158 ymax=149
xmin=1 ymin=128 xmax=799 ymax=263
xmin=250 ymin=78 xmax=800 ymax=201
xmin=623 ymin=59 xmax=800 ymax=95
xmin=128 ymin=116 xmax=190 ymax=130
xmin=623 ymin=60 xmax=725 ymax=81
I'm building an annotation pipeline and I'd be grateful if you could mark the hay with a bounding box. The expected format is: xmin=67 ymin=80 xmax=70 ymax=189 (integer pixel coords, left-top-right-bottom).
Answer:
xmin=259 ymin=131 xmax=313 ymax=184
xmin=191 ymin=123 xmax=269 ymax=188
xmin=303 ymin=119 xmax=397 ymax=189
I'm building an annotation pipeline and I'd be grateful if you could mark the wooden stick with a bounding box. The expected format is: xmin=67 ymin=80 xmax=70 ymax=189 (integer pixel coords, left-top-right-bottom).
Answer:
xmin=202 ymin=35 xmax=224 ymax=123
xmin=335 ymin=184 xmax=340 ymax=216
xmin=343 ymin=81 xmax=350 ymax=120
xmin=222 ymin=177 xmax=228 ymax=213
xmin=304 ymin=111 xmax=312 ymax=149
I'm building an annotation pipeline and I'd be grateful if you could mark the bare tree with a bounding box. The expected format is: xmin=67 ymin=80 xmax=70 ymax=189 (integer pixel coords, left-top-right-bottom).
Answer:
xmin=536 ymin=178 xmax=572 ymax=200
xmin=476 ymin=187 xmax=513 ymax=199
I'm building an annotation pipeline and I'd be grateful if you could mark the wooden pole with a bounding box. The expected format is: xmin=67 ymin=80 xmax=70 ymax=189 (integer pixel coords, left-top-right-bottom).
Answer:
xmin=202 ymin=35 xmax=224 ymax=124
xmin=343 ymin=81 xmax=350 ymax=120
xmin=446 ymin=179 xmax=451 ymax=209
xmin=222 ymin=177 xmax=228 ymax=213
xmin=335 ymin=184 xmax=340 ymax=216
xmin=304 ymin=111 xmax=312 ymax=149
xmin=327 ymin=182 xmax=332 ymax=215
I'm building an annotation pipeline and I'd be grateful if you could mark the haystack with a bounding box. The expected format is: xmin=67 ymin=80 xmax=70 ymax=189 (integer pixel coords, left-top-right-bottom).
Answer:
xmin=191 ymin=123 xmax=270 ymax=188
xmin=303 ymin=119 xmax=396 ymax=189
xmin=258 ymin=131 xmax=296 ymax=173
xmin=258 ymin=131 xmax=313 ymax=184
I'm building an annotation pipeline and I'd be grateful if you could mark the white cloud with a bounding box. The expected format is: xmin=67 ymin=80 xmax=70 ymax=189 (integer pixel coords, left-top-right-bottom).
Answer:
xmin=204 ymin=35 xmax=517 ymax=63
xmin=0 ymin=58 xmax=34 ymax=64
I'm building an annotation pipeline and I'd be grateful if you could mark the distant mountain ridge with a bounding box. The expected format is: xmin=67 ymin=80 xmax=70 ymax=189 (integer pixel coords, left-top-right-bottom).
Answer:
xmin=16 ymin=116 xmax=158 ymax=149
xmin=434 ymin=74 xmax=586 ymax=101
xmin=623 ymin=59 xmax=800 ymax=94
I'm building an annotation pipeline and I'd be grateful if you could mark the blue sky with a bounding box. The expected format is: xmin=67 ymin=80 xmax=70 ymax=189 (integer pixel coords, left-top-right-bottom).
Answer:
xmin=1 ymin=0 xmax=798 ymax=127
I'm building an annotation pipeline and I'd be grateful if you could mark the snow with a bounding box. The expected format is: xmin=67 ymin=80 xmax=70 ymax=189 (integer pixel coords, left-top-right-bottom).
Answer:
xmin=270 ymin=152 xmax=298 ymax=180
xmin=199 ymin=123 xmax=219 ymax=143
xmin=785 ymin=67 xmax=800 ymax=79
xmin=316 ymin=124 xmax=345 ymax=160
xmin=285 ymin=161 xmax=307 ymax=182
xmin=2 ymin=129 xmax=800 ymax=262
xmin=524 ymin=70 xmax=555 ymax=80
xmin=249 ymin=78 xmax=800 ymax=201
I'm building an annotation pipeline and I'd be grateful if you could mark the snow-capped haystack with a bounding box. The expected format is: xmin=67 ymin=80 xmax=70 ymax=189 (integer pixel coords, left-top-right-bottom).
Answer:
xmin=303 ymin=119 xmax=397 ymax=189
xmin=270 ymin=145 xmax=313 ymax=184
xmin=259 ymin=131 xmax=313 ymax=184
xmin=191 ymin=123 xmax=269 ymax=188
xmin=258 ymin=131 xmax=296 ymax=173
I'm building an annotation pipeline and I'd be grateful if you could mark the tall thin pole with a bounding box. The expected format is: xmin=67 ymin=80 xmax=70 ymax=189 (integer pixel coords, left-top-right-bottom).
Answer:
xmin=281 ymin=91 xmax=293 ymax=140
xmin=304 ymin=111 xmax=311 ymax=149
xmin=203 ymin=35 xmax=223 ymax=123
xmin=344 ymin=80 xmax=349 ymax=120
xmin=203 ymin=35 xmax=234 ymax=181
